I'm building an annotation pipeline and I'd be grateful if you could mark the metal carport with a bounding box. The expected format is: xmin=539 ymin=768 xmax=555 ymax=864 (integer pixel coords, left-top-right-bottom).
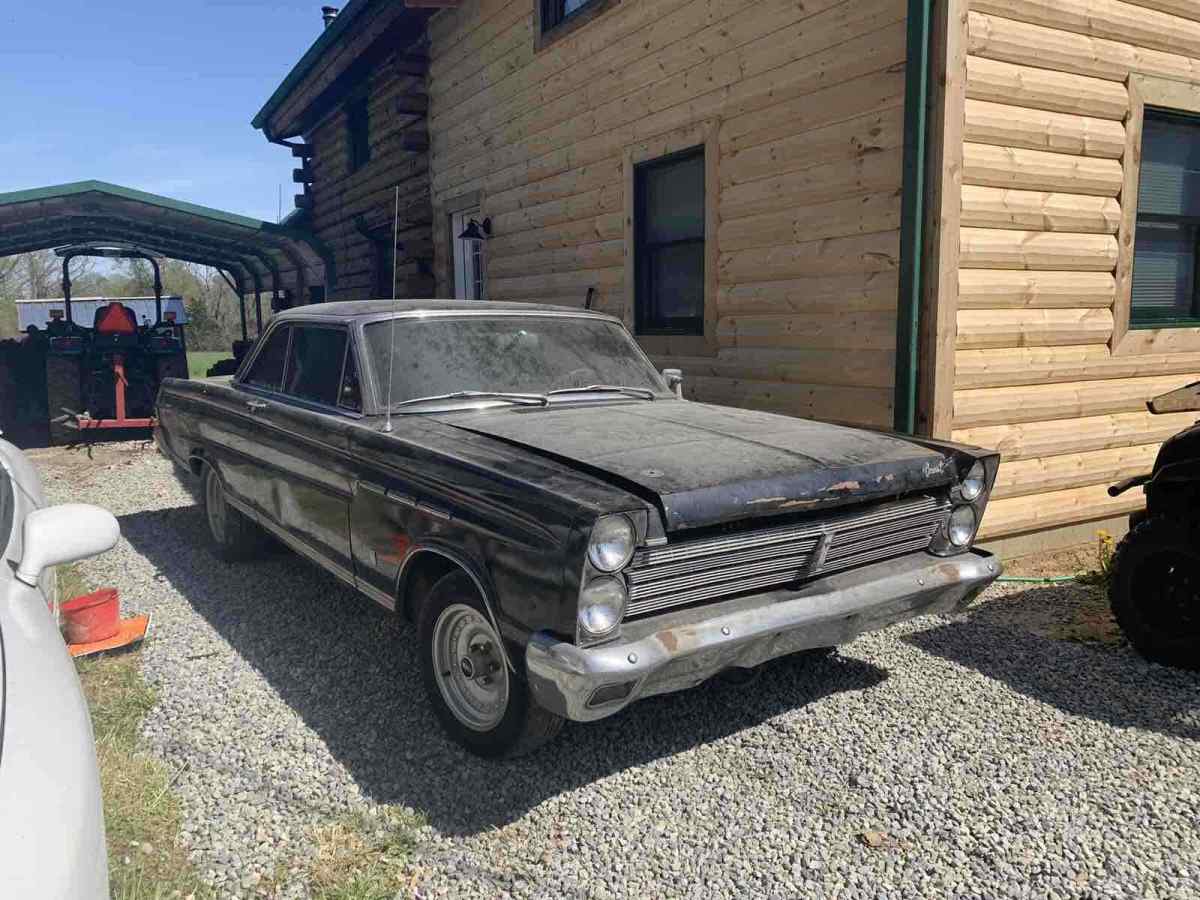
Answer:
xmin=0 ymin=180 xmax=333 ymax=338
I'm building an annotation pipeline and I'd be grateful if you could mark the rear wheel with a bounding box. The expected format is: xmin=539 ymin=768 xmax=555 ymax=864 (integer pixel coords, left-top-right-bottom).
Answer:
xmin=418 ymin=571 xmax=563 ymax=758
xmin=1109 ymin=516 xmax=1200 ymax=670
xmin=200 ymin=464 xmax=271 ymax=562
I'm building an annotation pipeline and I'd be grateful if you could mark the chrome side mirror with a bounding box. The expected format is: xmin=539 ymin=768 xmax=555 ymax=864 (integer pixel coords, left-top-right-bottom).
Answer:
xmin=15 ymin=503 xmax=120 ymax=586
xmin=662 ymin=368 xmax=684 ymax=400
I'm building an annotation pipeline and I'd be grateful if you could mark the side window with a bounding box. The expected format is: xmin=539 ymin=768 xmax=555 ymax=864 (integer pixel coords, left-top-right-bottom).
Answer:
xmin=244 ymin=325 xmax=290 ymax=391
xmin=283 ymin=325 xmax=348 ymax=406
xmin=339 ymin=343 xmax=363 ymax=412
xmin=1132 ymin=108 xmax=1200 ymax=326
xmin=634 ymin=146 xmax=706 ymax=335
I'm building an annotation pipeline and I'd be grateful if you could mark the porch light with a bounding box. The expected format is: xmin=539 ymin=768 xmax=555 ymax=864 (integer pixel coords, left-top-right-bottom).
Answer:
xmin=458 ymin=217 xmax=492 ymax=244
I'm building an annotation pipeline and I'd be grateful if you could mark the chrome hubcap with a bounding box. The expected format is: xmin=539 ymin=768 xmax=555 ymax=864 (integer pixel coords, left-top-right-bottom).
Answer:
xmin=432 ymin=604 xmax=509 ymax=731
xmin=205 ymin=471 xmax=227 ymax=543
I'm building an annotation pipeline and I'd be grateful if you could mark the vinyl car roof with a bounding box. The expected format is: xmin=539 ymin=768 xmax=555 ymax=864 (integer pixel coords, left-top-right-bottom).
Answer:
xmin=273 ymin=299 xmax=617 ymax=322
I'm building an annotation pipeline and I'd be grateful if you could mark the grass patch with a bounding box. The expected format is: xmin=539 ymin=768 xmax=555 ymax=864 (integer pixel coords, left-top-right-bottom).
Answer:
xmin=186 ymin=351 xmax=228 ymax=379
xmin=66 ymin=564 xmax=207 ymax=898
xmin=56 ymin=561 xmax=92 ymax=606
xmin=307 ymin=807 xmax=427 ymax=900
xmin=77 ymin=654 xmax=210 ymax=900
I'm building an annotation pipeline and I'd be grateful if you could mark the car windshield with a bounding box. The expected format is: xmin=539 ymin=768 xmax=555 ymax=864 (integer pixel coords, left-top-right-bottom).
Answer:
xmin=363 ymin=315 xmax=668 ymax=408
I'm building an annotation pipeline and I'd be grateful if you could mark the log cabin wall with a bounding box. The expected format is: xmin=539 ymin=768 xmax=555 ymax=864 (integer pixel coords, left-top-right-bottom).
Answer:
xmin=934 ymin=0 xmax=1200 ymax=541
xmin=424 ymin=0 xmax=911 ymax=429
xmin=301 ymin=53 xmax=433 ymax=301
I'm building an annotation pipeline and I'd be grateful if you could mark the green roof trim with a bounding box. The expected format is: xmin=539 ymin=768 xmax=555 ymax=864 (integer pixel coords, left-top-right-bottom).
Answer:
xmin=251 ymin=0 xmax=373 ymax=136
xmin=0 ymin=179 xmax=294 ymax=234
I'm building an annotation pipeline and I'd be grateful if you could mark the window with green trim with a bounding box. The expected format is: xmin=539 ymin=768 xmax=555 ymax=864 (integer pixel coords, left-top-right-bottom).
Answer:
xmin=1131 ymin=108 xmax=1200 ymax=327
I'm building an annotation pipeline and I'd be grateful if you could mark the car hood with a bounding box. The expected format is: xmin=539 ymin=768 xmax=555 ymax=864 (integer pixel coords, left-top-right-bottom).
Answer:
xmin=439 ymin=401 xmax=956 ymax=530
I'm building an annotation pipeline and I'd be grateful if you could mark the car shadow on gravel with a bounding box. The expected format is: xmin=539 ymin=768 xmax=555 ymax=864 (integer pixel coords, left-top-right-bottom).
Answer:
xmin=907 ymin=586 xmax=1200 ymax=742
xmin=121 ymin=504 xmax=889 ymax=836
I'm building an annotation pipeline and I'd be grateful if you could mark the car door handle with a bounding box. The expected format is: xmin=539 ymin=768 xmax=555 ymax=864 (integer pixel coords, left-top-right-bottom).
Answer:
xmin=246 ymin=400 xmax=268 ymax=413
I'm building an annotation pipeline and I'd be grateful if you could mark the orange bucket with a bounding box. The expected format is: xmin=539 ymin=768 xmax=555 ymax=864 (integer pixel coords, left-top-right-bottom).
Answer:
xmin=62 ymin=588 xmax=120 ymax=645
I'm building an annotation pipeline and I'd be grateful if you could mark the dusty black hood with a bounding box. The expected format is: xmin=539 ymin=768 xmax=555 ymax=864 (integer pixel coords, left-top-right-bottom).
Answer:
xmin=438 ymin=401 xmax=956 ymax=530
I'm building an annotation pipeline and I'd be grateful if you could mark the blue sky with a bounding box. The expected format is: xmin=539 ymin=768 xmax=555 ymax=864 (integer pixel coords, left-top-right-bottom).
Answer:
xmin=0 ymin=2 xmax=327 ymax=222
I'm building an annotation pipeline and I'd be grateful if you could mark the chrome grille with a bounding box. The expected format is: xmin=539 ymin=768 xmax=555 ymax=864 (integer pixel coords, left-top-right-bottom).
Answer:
xmin=624 ymin=494 xmax=950 ymax=618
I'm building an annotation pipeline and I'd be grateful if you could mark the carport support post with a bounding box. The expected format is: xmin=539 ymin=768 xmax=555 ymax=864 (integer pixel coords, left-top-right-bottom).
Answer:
xmin=60 ymin=255 xmax=73 ymax=324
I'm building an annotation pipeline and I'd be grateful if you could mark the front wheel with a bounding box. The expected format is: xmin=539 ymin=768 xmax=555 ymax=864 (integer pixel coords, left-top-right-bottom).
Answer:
xmin=1109 ymin=516 xmax=1200 ymax=670
xmin=418 ymin=571 xmax=563 ymax=758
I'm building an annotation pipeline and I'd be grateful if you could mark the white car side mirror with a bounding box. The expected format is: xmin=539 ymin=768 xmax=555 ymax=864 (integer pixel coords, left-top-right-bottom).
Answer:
xmin=662 ymin=368 xmax=684 ymax=400
xmin=15 ymin=504 xmax=120 ymax=587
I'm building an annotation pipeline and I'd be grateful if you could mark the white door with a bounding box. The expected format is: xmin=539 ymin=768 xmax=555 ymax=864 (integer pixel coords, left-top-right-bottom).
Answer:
xmin=451 ymin=208 xmax=485 ymax=300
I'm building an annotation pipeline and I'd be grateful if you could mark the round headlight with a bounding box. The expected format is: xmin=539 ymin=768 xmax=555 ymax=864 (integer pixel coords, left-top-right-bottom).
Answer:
xmin=579 ymin=576 xmax=628 ymax=637
xmin=588 ymin=515 xmax=636 ymax=572
xmin=961 ymin=461 xmax=986 ymax=502
xmin=948 ymin=505 xmax=977 ymax=548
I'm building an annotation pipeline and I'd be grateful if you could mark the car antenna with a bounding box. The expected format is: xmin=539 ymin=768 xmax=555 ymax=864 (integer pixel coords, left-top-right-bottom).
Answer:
xmin=383 ymin=185 xmax=400 ymax=433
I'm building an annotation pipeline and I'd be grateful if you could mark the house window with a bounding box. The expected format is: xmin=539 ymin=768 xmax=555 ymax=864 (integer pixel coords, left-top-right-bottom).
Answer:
xmin=347 ymin=95 xmax=370 ymax=173
xmin=450 ymin=208 xmax=485 ymax=300
xmin=541 ymin=0 xmax=593 ymax=30
xmin=537 ymin=0 xmax=618 ymax=47
xmin=1131 ymin=108 xmax=1200 ymax=326
xmin=634 ymin=146 xmax=705 ymax=335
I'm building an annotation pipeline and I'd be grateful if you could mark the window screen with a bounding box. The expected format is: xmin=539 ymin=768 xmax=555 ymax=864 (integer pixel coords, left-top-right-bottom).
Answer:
xmin=244 ymin=325 xmax=290 ymax=391
xmin=1132 ymin=109 xmax=1200 ymax=325
xmin=283 ymin=326 xmax=349 ymax=407
xmin=635 ymin=147 xmax=705 ymax=335
xmin=347 ymin=95 xmax=371 ymax=172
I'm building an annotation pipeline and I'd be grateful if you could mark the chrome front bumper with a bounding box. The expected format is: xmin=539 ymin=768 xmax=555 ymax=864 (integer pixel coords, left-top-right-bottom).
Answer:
xmin=526 ymin=548 xmax=999 ymax=722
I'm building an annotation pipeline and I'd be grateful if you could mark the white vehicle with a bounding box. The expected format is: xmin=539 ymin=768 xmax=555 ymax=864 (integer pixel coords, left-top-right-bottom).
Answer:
xmin=0 ymin=437 xmax=119 ymax=899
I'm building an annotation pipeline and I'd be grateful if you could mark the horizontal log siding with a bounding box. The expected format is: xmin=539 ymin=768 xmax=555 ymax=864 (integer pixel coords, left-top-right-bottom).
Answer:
xmin=943 ymin=0 xmax=1200 ymax=540
xmin=427 ymin=0 xmax=908 ymax=428
xmin=304 ymin=49 xmax=432 ymax=301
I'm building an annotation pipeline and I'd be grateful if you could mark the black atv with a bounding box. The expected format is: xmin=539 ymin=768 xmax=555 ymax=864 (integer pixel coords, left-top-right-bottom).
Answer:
xmin=1108 ymin=382 xmax=1200 ymax=670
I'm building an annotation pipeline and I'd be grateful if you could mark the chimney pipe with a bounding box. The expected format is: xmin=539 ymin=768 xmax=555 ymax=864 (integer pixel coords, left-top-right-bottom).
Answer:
xmin=321 ymin=6 xmax=339 ymax=28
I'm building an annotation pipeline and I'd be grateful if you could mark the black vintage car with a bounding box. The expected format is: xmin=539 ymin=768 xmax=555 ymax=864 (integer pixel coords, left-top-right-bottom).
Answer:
xmin=156 ymin=300 xmax=1001 ymax=757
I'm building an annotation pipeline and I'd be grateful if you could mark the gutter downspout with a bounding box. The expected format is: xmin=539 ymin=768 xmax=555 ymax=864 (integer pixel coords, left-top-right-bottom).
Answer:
xmin=894 ymin=0 xmax=932 ymax=434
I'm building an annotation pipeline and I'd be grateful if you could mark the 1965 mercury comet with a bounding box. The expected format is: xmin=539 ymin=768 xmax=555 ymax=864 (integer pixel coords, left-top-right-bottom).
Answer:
xmin=156 ymin=300 xmax=1001 ymax=757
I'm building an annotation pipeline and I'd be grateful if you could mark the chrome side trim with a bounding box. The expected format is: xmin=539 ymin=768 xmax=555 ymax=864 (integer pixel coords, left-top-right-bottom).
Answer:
xmin=395 ymin=547 xmax=515 ymax=673
xmin=357 ymin=581 xmax=398 ymax=612
xmin=230 ymin=494 xmax=357 ymax=588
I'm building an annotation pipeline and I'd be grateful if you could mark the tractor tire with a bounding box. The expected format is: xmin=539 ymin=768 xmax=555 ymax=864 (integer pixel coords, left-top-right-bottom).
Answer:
xmin=46 ymin=356 xmax=83 ymax=446
xmin=419 ymin=571 xmax=564 ymax=758
xmin=200 ymin=464 xmax=272 ymax=562
xmin=1109 ymin=515 xmax=1200 ymax=670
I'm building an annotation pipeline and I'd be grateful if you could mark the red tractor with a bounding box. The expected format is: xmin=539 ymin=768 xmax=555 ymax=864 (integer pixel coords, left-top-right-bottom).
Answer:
xmin=44 ymin=245 xmax=188 ymax=444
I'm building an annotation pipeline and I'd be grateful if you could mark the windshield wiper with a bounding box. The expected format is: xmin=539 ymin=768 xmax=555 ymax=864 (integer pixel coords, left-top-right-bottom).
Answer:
xmin=391 ymin=390 xmax=549 ymax=410
xmin=547 ymin=384 xmax=656 ymax=400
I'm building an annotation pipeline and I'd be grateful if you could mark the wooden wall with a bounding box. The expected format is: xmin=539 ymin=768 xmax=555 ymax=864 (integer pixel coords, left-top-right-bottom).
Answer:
xmin=302 ymin=43 xmax=433 ymax=300
xmin=424 ymin=0 xmax=910 ymax=429
xmin=937 ymin=0 xmax=1200 ymax=540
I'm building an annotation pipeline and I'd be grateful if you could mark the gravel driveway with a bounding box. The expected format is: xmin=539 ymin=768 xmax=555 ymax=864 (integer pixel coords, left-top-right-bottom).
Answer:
xmin=36 ymin=441 xmax=1200 ymax=899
